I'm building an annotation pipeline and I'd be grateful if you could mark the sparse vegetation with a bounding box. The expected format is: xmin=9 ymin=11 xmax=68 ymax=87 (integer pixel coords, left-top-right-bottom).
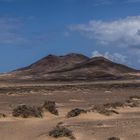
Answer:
xmin=129 ymin=96 xmax=140 ymax=100
xmin=67 ymin=108 xmax=87 ymax=118
xmin=104 ymin=102 xmax=124 ymax=109
xmin=90 ymin=95 xmax=140 ymax=116
xmin=126 ymin=100 xmax=139 ymax=107
xmin=49 ymin=125 xmax=75 ymax=139
xmin=97 ymin=122 xmax=103 ymax=126
xmin=125 ymin=96 xmax=140 ymax=107
xmin=12 ymin=105 xmax=42 ymax=118
xmin=0 ymin=113 xmax=6 ymax=118
xmin=93 ymin=105 xmax=119 ymax=116
xmin=42 ymin=100 xmax=58 ymax=115
xmin=107 ymin=137 xmax=120 ymax=140
xmin=56 ymin=122 xmax=64 ymax=127
xmin=12 ymin=100 xmax=59 ymax=118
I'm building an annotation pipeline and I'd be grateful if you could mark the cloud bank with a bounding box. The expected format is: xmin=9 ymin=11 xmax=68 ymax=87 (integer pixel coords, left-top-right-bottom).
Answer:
xmin=69 ymin=16 xmax=140 ymax=48
xmin=92 ymin=51 xmax=127 ymax=64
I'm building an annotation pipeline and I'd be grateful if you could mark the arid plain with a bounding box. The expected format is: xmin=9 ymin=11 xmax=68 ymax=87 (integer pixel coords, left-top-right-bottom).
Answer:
xmin=0 ymin=80 xmax=139 ymax=140
xmin=0 ymin=54 xmax=140 ymax=140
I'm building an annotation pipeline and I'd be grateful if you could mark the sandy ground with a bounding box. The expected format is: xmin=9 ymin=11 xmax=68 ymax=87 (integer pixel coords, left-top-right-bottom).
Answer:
xmin=0 ymin=81 xmax=139 ymax=140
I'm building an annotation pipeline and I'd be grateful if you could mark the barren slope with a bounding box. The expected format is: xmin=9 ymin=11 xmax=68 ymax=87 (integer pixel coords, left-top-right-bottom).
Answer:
xmin=0 ymin=53 xmax=139 ymax=81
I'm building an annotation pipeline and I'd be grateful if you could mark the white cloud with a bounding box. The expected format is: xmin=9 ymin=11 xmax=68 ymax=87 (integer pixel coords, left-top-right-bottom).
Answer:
xmin=92 ymin=51 xmax=127 ymax=64
xmin=69 ymin=16 xmax=140 ymax=48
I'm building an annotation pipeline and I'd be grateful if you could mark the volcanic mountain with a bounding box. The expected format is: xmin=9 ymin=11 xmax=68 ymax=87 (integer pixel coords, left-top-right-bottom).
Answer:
xmin=0 ymin=53 xmax=139 ymax=81
xmin=17 ymin=53 xmax=89 ymax=74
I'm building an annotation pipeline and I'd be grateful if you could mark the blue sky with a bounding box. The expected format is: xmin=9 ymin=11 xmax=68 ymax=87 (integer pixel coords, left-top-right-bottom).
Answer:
xmin=1 ymin=0 xmax=140 ymax=72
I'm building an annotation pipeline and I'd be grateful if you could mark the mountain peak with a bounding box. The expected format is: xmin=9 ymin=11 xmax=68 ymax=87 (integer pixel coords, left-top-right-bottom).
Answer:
xmin=16 ymin=53 xmax=89 ymax=73
xmin=8 ymin=53 xmax=139 ymax=81
xmin=65 ymin=53 xmax=88 ymax=57
xmin=91 ymin=56 xmax=111 ymax=62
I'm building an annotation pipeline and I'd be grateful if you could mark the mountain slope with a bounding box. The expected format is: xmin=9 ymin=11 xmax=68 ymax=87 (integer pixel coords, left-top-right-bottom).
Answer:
xmin=16 ymin=53 xmax=89 ymax=74
xmin=0 ymin=53 xmax=139 ymax=81
xmin=45 ymin=57 xmax=139 ymax=81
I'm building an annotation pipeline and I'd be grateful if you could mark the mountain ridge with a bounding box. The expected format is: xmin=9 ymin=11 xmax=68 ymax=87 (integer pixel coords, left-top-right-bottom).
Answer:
xmin=0 ymin=53 xmax=140 ymax=81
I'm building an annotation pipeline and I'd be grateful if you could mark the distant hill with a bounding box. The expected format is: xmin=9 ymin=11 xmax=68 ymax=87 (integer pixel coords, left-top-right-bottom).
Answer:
xmin=0 ymin=53 xmax=139 ymax=81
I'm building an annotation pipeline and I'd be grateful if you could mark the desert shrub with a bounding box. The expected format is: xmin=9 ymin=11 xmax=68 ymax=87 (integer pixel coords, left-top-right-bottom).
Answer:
xmin=93 ymin=105 xmax=119 ymax=116
xmin=67 ymin=108 xmax=87 ymax=118
xmin=49 ymin=126 xmax=75 ymax=139
xmin=97 ymin=122 xmax=103 ymax=126
xmin=56 ymin=122 xmax=64 ymax=127
xmin=125 ymin=98 xmax=140 ymax=108
xmin=109 ymin=110 xmax=119 ymax=114
xmin=129 ymin=96 xmax=140 ymax=100
xmin=0 ymin=113 xmax=6 ymax=118
xmin=125 ymin=100 xmax=131 ymax=103
xmin=127 ymin=101 xmax=139 ymax=107
xmin=107 ymin=137 xmax=120 ymax=140
xmin=42 ymin=101 xmax=58 ymax=115
xmin=104 ymin=102 xmax=124 ymax=109
xmin=12 ymin=105 xmax=42 ymax=118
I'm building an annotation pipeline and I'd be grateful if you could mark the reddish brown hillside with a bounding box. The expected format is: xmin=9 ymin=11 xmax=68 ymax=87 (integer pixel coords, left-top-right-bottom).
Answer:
xmin=0 ymin=53 xmax=139 ymax=81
